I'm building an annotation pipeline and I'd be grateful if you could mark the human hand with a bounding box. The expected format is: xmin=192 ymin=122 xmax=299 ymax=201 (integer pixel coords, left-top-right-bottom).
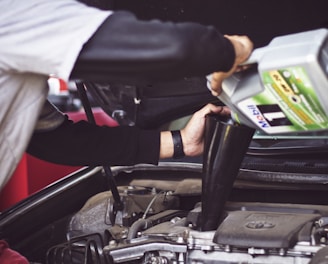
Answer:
xmin=209 ymin=35 xmax=253 ymax=96
xmin=180 ymin=104 xmax=230 ymax=157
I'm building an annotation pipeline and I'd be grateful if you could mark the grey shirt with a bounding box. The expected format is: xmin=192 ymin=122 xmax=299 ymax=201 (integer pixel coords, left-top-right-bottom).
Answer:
xmin=0 ymin=0 xmax=111 ymax=190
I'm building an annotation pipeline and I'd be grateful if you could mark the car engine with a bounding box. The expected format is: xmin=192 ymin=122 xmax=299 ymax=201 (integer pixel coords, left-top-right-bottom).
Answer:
xmin=45 ymin=181 xmax=328 ymax=264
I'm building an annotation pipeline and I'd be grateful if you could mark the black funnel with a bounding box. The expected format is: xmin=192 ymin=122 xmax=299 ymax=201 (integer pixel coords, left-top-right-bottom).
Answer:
xmin=200 ymin=114 xmax=255 ymax=231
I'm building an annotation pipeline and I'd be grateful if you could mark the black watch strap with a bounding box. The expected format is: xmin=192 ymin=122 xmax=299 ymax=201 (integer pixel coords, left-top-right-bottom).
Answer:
xmin=171 ymin=130 xmax=185 ymax=159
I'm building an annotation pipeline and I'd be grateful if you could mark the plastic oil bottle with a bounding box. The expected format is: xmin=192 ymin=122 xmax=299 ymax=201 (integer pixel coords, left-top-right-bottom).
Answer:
xmin=218 ymin=28 xmax=328 ymax=134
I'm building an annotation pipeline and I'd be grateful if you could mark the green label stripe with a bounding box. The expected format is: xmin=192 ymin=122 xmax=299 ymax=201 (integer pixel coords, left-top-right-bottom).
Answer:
xmin=260 ymin=67 xmax=328 ymax=130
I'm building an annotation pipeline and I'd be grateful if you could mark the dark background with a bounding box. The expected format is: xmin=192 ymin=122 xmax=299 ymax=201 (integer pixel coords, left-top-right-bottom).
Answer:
xmin=112 ymin=0 xmax=328 ymax=48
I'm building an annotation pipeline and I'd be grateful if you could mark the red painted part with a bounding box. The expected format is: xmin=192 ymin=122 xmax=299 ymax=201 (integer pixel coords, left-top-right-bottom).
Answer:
xmin=0 ymin=240 xmax=29 ymax=264
xmin=0 ymin=156 xmax=29 ymax=211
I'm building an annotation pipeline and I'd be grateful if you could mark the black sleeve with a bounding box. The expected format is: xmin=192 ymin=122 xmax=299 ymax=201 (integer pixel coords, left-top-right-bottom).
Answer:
xmin=26 ymin=117 xmax=160 ymax=166
xmin=70 ymin=11 xmax=235 ymax=83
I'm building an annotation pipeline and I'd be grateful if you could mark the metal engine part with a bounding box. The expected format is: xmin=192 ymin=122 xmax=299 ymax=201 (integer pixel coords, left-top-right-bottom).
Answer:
xmin=46 ymin=185 xmax=328 ymax=264
xmin=68 ymin=185 xmax=179 ymax=239
xmin=103 ymin=206 xmax=327 ymax=264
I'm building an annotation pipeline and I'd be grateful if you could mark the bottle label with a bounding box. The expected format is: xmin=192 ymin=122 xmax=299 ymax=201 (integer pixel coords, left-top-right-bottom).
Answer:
xmin=237 ymin=66 xmax=328 ymax=134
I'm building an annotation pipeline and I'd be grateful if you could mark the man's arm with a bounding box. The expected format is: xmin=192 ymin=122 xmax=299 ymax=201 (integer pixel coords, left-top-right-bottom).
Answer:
xmin=70 ymin=11 xmax=236 ymax=83
xmin=27 ymin=117 xmax=161 ymax=166
xmin=27 ymin=102 xmax=229 ymax=166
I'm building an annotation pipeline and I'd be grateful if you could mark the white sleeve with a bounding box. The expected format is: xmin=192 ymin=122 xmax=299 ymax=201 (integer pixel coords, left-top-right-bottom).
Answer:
xmin=0 ymin=0 xmax=112 ymax=81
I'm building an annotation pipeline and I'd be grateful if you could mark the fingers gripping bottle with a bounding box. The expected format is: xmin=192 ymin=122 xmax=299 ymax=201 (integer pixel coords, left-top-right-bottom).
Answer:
xmin=217 ymin=28 xmax=328 ymax=134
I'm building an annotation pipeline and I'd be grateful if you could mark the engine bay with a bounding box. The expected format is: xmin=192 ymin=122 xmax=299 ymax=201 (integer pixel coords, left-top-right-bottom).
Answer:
xmin=45 ymin=170 xmax=328 ymax=264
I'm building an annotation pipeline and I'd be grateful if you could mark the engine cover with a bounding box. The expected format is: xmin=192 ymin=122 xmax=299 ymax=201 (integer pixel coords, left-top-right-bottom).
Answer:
xmin=214 ymin=210 xmax=320 ymax=249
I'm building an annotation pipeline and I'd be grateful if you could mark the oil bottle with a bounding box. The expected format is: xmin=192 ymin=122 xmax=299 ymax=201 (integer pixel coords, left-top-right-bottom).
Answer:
xmin=218 ymin=28 xmax=328 ymax=134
